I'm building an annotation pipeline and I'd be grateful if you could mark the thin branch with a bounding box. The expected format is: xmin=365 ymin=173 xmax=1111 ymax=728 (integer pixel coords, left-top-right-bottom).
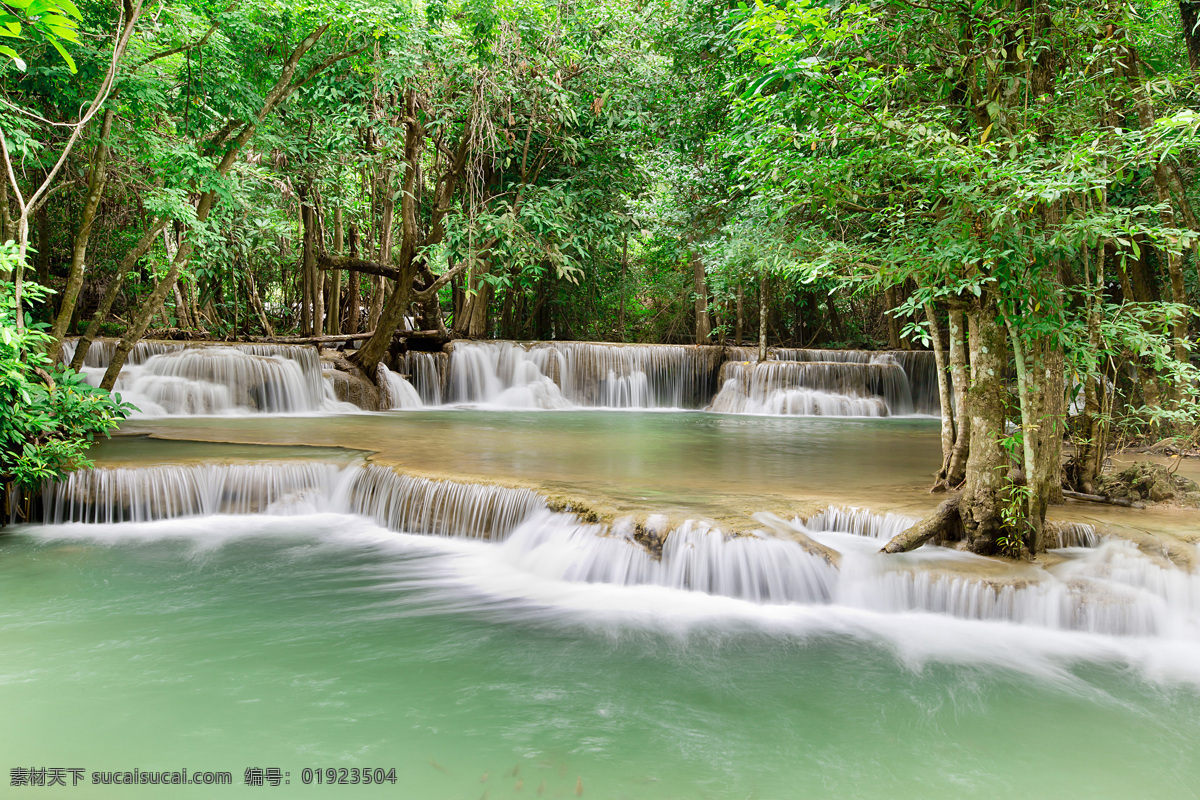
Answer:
xmin=134 ymin=0 xmax=237 ymax=70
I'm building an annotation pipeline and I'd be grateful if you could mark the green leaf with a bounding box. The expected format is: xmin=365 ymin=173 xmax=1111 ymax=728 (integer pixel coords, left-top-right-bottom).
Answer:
xmin=47 ymin=35 xmax=75 ymax=73
xmin=0 ymin=44 xmax=26 ymax=70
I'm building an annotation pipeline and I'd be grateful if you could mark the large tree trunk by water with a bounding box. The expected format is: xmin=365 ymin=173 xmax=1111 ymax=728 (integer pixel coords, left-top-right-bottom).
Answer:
xmin=882 ymin=302 xmax=1015 ymax=556
xmin=350 ymin=91 xmax=422 ymax=379
xmin=959 ymin=303 xmax=1012 ymax=555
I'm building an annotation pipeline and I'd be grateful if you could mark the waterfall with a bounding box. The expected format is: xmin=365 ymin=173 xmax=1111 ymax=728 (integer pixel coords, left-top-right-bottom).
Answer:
xmin=41 ymin=461 xmax=1194 ymax=639
xmin=442 ymin=341 xmax=723 ymax=409
xmin=397 ymin=351 xmax=447 ymax=405
xmin=445 ymin=342 xmax=571 ymax=409
xmin=43 ymin=462 xmax=346 ymax=523
xmin=44 ymin=462 xmax=547 ymax=540
xmin=341 ymin=464 xmax=547 ymax=539
xmin=378 ymin=364 xmax=424 ymax=409
xmin=60 ymin=339 xmax=351 ymax=417
xmin=709 ymin=360 xmax=913 ymax=416
xmin=502 ymin=515 xmax=838 ymax=604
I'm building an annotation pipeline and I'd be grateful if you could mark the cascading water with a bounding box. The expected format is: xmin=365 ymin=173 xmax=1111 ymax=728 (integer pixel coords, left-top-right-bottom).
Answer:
xmin=709 ymin=348 xmax=939 ymax=417
xmin=441 ymin=341 xmax=723 ymax=409
xmin=44 ymin=462 xmax=548 ymax=541
xmin=397 ymin=350 xmax=447 ymax=405
xmin=378 ymin=364 xmax=423 ymax=409
xmin=60 ymin=339 xmax=354 ymax=416
xmin=40 ymin=462 xmax=1198 ymax=639
xmin=709 ymin=360 xmax=914 ymax=416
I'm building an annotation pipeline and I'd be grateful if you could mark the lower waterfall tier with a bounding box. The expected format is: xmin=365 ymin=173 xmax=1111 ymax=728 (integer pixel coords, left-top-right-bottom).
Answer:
xmin=38 ymin=460 xmax=1200 ymax=639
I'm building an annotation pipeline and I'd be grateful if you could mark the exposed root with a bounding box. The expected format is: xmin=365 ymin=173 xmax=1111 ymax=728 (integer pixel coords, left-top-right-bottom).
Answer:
xmin=880 ymin=494 xmax=962 ymax=554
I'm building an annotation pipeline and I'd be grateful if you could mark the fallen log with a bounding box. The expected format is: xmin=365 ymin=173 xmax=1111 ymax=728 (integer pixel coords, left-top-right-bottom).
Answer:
xmin=247 ymin=330 xmax=442 ymax=345
xmin=880 ymin=494 xmax=961 ymax=554
xmin=316 ymin=252 xmax=401 ymax=281
xmin=1062 ymin=490 xmax=1145 ymax=509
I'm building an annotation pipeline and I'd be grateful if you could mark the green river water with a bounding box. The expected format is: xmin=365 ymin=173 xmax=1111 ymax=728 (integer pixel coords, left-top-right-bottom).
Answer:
xmin=3 ymin=412 xmax=1200 ymax=799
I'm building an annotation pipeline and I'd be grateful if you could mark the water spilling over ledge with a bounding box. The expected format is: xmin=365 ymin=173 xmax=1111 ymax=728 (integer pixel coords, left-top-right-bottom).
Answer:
xmin=38 ymin=460 xmax=1200 ymax=639
xmin=61 ymin=339 xmax=354 ymax=417
xmin=60 ymin=337 xmax=940 ymax=416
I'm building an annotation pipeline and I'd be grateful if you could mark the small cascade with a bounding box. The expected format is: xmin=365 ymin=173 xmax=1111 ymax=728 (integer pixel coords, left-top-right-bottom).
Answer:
xmin=443 ymin=341 xmax=723 ymax=409
xmin=446 ymin=342 xmax=571 ymax=409
xmin=397 ymin=351 xmax=447 ymax=405
xmin=549 ymin=342 xmax=723 ymax=408
xmin=43 ymin=462 xmax=345 ymax=523
xmin=709 ymin=361 xmax=913 ymax=416
xmin=887 ymin=351 xmax=939 ymax=414
xmin=1049 ymin=522 xmax=1101 ymax=549
xmin=60 ymin=339 xmax=346 ymax=417
xmin=43 ymin=462 xmax=547 ymax=540
xmin=378 ymin=364 xmax=424 ymax=409
xmin=804 ymin=506 xmax=920 ymax=541
xmin=771 ymin=348 xmax=938 ymax=415
xmin=341 ymin=464 xmax=547 ymax=540
xmin=503 ymin=515 xmax=838 ymax=604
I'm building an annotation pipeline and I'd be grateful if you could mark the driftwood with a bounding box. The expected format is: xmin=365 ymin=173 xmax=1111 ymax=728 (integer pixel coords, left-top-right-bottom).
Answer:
xmin=1062 ymin=490 xmax=1145 ymax=509
xmin=880 ymin=494 xmax=961 ymax=554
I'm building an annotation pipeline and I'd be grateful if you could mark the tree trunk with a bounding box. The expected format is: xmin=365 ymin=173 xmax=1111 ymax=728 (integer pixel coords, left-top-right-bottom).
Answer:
xmin=1076 ymin=245 xmax=1107 ymax=493
xmin=885 ymin=287 xmax=902 ymax=349
xmin=300 ymin=183 xmax=320 ymax=335
xmin=735 ymin=284 xmax=744 ymax=346
xmin=326 ymin=206 xmax=342 ymax=335
xmin=945 ymin=309 xmax=971 ymax=485
xmin=68 ymin=220 xmax=168 ymax=372
xmin=958 ymin=302 xmax=1011 ymax=555
xmin=350 ymin=90 xmax=422 ymax=378
xmin=757 ymin=272 xmax=768 ymax=361
xmin=880 ymin=494 xmax=961 ymax=553
xmin=344 ymin=224 xmax=361 ymax=333
xmin=926 ymin=301 xmax=956 ymax=487
xmin=48 ymin=109 xmax=113 ymax=352
xmin=692 ymin=251 xmax=711 ymax=344
xmin=1182 ymin=1 xmax=1200 ymax=72
xmin=245 ymin=270 xmax=273 ymax=337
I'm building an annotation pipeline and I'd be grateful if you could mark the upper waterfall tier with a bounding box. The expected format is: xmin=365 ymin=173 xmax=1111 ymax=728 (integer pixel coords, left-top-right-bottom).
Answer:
xmin=434 ymin=341 xmax=726 ymax=409
xmin=708 ymin=351 xmax=938 ymax=417
xmin=59 ymin=339 xmax=355 ymax=417
xmin=61 ymin=337 xmax=940 ymax=416
xmin=398 ymin=341 xmax=936 ymax=414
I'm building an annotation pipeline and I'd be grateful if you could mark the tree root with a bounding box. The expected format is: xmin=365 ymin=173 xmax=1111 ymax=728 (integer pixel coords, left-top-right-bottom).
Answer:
xmin=880 ymin=494 xmax=962 ymax=554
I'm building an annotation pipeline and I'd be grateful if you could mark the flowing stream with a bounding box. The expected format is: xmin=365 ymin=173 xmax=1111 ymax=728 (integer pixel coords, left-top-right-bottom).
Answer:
xmin=6 ymin=343 xmax=1200 ymax=798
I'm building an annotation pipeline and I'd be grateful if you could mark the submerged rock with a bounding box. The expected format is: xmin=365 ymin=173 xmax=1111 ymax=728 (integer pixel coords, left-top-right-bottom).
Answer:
xmin=1095 ymin=461 xmax=1200 ymax=507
